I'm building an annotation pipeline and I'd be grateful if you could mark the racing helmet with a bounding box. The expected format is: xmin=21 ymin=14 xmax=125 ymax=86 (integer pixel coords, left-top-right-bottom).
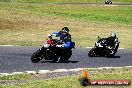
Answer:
xmin=110 ymin=32 xmax=116 ymax=37
xmin=47 ymin=34 xmax=52 ymax=39
xmin=61 ymin=27 xmax=69 ymax=33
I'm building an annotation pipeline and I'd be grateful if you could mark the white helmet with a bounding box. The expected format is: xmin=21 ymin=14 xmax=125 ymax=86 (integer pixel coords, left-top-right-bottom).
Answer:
xmin=110 ymin=32 xmax=116 ymax=37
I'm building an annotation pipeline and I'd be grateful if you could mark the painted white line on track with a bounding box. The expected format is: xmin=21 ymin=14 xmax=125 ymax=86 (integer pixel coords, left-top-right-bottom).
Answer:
xmin=53 ymin=69 xmax=69 ymax=72
xmin=0 ymin=45 xmax=15 ymax=46
xmin=68 ymin=68 xmax=82 ymax=72
xmin=85 ymin=47 xmax=93 ymax=48
xmin=100 ymin=67 xmax=123 ymax=69
xmin=0 ymin=66 xmax=132 ymax=76
xmin=0 ymin=45 xmax=126 ymax=49
xmin=119 ymin=48 xmax=125 ymax=49
xmin=0 ymin=73 xmax=10 ymax=76
xmin=12 ymin=72 xmax=25 ymax=75
xmin=37 ymin=70 xmax=51 ymax=74
xmin=25 ymin=71 xmax=37 ymax=74
xmin=124 ymin=66 xmax=132 ymax=68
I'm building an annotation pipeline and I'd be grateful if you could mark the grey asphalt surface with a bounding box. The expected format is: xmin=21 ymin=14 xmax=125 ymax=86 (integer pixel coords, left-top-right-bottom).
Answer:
xmin=0 ymin=46 xmax=132 ymax=73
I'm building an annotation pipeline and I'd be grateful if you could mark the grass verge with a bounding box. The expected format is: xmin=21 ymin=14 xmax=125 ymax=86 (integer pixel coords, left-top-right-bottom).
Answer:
xmin=0 ymin=74 xmax=32 ymax=80
xmin=0 ymin=2 xmax=132 ymax=48
xmin=0 ymin=67 xmax=132 ymax=88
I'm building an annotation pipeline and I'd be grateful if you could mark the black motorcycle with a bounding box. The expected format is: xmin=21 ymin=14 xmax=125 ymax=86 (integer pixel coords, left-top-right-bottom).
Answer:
xmin=88 ymin=36 xmax=119 ymax=57
xmin=31 ymin=38 xmax=75 ymax=63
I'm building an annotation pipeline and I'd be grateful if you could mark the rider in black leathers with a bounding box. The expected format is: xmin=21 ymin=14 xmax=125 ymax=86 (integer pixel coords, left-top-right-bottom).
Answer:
xmin=106 ymin=32 xmax=118 ymax=49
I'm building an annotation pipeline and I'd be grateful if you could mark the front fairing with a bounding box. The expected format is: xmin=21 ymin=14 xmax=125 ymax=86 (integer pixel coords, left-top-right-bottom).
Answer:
xmin=95 ymin=39 xmax=106 ymax=48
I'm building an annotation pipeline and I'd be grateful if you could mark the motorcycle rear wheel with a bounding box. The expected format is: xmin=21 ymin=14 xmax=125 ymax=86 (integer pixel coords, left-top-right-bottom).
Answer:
xmin=60 ymin=49 xmax=72 ymax=62
xmin=106 ymin=49 xmax=115 ymax=57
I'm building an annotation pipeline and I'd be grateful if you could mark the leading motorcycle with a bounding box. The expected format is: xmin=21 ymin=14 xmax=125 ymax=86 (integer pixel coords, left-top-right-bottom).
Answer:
xmin=31 ymin=37 xmax=75 ymax=63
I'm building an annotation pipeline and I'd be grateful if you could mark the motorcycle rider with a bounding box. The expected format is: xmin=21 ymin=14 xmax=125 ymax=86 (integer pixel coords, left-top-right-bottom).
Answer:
xmin=48 ymin=27 xmax=72 ymax=62
xmin=106 ymin=32 xmax=119 ymax=49
xmin=48 ymin=27 xmax=72 ymax=48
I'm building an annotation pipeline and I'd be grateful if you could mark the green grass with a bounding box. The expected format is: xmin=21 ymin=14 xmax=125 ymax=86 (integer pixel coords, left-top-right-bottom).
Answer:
xmin=1 ymin=0 xmax=131 ymax=2
xmin=0 ymin=2 xmax=132 ymax=48
xmin=49 ymin=6 xmax=132 ymax=25
xmin=0 ymin=0 xmax=10 ymax=2
xmin=0 ymin=74 xmax=32 ymax=80
xmin=0 ymin=67 xmax=132 ymax=88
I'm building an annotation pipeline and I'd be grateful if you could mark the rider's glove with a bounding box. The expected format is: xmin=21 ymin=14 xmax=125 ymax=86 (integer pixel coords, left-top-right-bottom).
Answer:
xmin=62 ymin=44 xmax=66 ymax=47
xmin=56 ymin=45 xmax=62 ymax=48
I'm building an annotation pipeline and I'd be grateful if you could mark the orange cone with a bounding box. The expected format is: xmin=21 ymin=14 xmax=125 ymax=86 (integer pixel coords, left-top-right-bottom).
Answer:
xmin=82 ymin=68 xmax=89 ymax=78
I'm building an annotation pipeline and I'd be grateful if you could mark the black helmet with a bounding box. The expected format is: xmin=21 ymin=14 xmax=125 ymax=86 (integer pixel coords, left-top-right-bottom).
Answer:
xmin=61 ymin=27 xmax=69 ymax=33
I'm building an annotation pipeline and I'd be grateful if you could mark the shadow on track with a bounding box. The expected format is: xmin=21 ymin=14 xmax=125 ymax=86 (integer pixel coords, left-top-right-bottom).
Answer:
xmin=40 ymin=60 xmax=79 ymax=63
xmin=89 ymin=55 xmax=120 ymax=58
xmin=107 ymin=56 xmax=120 ymax=58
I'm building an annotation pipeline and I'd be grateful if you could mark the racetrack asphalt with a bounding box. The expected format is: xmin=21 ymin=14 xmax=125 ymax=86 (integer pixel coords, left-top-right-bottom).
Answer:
xmin=0 ymin=46 xmax=132 ymax=73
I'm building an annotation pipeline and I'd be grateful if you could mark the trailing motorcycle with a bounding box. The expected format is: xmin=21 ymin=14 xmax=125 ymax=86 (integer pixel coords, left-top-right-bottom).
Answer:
xmin=31 ymin=37 xmax=75 ymax=63
xmin=88 ymin=36 xmax=119 ymax=57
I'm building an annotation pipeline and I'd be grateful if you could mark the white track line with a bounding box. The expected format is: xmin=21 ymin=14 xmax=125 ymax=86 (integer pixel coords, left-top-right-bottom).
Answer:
xmin=0 ymin=66 xmax=132 ymax=76
xmin=37 ymin=70 xmax=51 ymax=74
xmin=0 ymin=45 xmax=126 ymax=49
xmin=0 ymin=45 xmax=15 ymax=46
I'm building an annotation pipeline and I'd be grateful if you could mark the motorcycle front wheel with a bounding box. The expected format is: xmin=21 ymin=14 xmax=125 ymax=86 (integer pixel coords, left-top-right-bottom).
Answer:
xmin=31 ymin=50 xmax=42 ymax=63
xmin=88 ymin=48 xmax=96 ymax=57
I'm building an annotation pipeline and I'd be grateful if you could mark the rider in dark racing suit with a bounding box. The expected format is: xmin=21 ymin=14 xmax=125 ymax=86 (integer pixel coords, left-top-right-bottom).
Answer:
xmin=49 ymin=27 xmax=72 ymax=48
xmin=106 ymin=32 xmax=119 ymax=49
xmin=48 ymin=27 xmax=72 ymax=62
